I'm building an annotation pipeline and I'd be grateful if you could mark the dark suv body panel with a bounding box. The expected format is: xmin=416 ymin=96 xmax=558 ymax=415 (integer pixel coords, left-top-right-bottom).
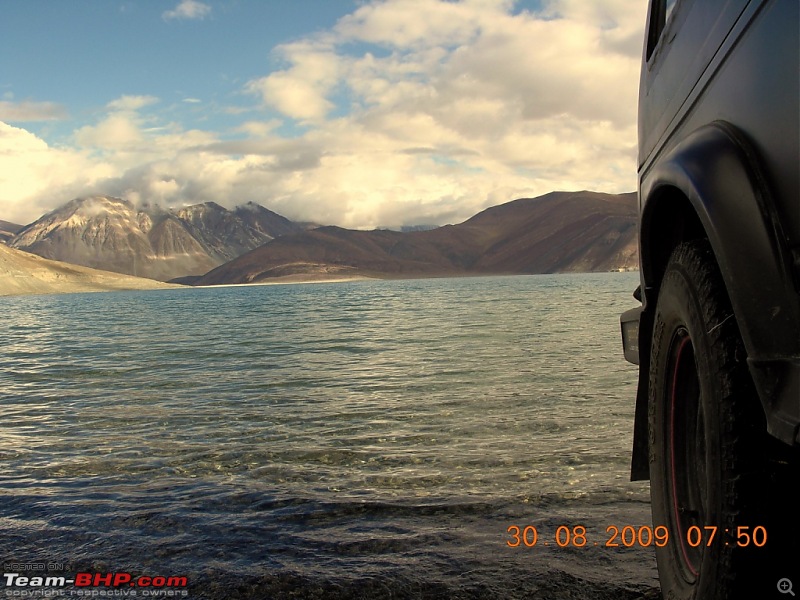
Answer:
xmin=625 ymin=0 xmax=800 ymax=479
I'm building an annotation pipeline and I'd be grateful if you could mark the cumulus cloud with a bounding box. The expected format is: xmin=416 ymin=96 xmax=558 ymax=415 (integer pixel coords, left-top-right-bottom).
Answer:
xmin=162 ymin=0 xmax=211 ymax=21
xmin=245 ymin=41 xmax=341 ymax=122
xmin=2 ymin=0 xmax=647 ymax=229
xmin=74 ymin=95 xmax=160 ymax=150
xmin=335 ymin=0 xmax=509 ymax=49
xmin=231 ymin=0 xmax=645 ymax=226
xmin=0 ymin=122 xmax=113 ymax=224
xmin=75 ymin=114 xmax=145 ymax=149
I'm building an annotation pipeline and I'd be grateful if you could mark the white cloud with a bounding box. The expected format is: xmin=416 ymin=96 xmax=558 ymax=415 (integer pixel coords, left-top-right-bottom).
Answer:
xmin=0 ymin=122 xmax=114 ymax=224
xmin=246 ymin=41 xmax=341 ymax=122
xmin=74 ymin=95 xmax=159 ymax=150
xmin=335 ymin=0 xmax=490 ymax=49
xmin=162 ymin=0 xmax=211 ymax=21
xmin=1 ymin=0 xmax=647 ymax=229
xmin=235 ymin=120 xmax=283 ymax=137
xmin=107 ymin=95 xmax=159 ymax=111
xmin=75 ymin=113 xmax=145 ymax=149
xmin=228 ymin=0 xmax=645 ymax=226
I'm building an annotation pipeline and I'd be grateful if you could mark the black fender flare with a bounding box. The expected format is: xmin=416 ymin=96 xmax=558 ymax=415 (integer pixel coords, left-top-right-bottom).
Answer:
xmin=637 ymin=121 xmax=800 ymax=454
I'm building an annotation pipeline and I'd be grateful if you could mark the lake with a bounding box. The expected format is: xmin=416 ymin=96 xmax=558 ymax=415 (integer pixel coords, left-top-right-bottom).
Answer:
xmin=0 ymin=273 xmax=659 ymax=599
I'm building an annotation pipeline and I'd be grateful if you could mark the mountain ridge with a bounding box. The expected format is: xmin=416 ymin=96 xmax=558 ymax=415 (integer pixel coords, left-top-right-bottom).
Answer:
xmin=195 ymin=190 xmax=638 ymax=285
xmin=6 ymin=190 xmax=638 ymax=287
xmin=9 ymin=196 xmax=304 ymax=282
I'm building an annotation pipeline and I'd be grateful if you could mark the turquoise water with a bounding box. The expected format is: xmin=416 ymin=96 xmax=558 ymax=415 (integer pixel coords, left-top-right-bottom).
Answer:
xmin=0 ymin=274 xmax=657 ymax=599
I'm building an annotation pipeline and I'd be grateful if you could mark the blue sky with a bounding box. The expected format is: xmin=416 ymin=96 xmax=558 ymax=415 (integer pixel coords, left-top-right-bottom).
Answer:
xmin=0 ymin=0 xmax=646 ymax=228
xmin=2 ymin=1 xmax=356 ymax=137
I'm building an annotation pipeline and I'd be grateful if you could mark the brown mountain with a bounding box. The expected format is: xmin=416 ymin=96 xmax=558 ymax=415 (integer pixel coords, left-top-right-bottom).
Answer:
xmin=234 ymin=202 xmax=304 ymax=238
xmin=195 ymin=191 xmax=638 ymax=285
xmin=9 ymin=197 xmax=303 ymax=282
xmin=0 ymin=220 xmax=23 ymax=243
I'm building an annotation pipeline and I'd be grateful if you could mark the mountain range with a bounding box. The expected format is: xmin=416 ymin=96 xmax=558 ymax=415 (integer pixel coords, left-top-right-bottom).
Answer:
xmin=4 ymin=190 xmax=637 ymax=289
xmin=196 ymin=191 xmax=638 ymax=285
xmin=8 ymin=197 xmax=304 ymax=282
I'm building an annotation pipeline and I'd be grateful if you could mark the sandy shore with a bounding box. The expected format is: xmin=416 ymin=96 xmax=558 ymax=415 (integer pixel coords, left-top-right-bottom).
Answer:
xmin=0 ymin=244 xmax=183 ymax=297
xmin=0 ymin=244 xmax=379 ymax=298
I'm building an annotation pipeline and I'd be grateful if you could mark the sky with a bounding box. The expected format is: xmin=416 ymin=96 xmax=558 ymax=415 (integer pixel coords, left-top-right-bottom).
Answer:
xmin=0 ymin=0 xmax=647 ymax=229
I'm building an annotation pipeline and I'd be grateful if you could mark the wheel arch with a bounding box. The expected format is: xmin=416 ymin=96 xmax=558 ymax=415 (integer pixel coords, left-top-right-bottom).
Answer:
xmin=631 ymin=122 xmax=800 ymax=480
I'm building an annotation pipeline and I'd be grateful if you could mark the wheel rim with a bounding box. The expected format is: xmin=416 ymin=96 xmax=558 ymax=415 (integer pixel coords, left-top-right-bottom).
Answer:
xmin=667 ymin=328 xmax=706 ymax=580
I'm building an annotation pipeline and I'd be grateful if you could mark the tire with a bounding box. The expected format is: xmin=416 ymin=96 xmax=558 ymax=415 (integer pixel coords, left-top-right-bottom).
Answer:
xmin=648 ymin=240 xmax=798 ymax=599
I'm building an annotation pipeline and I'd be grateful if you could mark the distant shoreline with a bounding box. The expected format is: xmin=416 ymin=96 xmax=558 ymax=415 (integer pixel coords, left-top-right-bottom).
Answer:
xmin=2 ymin=270 xmax=642 ymax=298
xmin=191 ymin=275 xmax=376 ymax=289
xmin=2 ymin=240 xmax=638 ymax=299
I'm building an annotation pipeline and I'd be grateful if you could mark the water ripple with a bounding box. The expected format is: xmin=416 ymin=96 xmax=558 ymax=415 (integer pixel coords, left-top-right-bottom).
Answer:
xmin=0 ymin=274 xmax=657 ymax=597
